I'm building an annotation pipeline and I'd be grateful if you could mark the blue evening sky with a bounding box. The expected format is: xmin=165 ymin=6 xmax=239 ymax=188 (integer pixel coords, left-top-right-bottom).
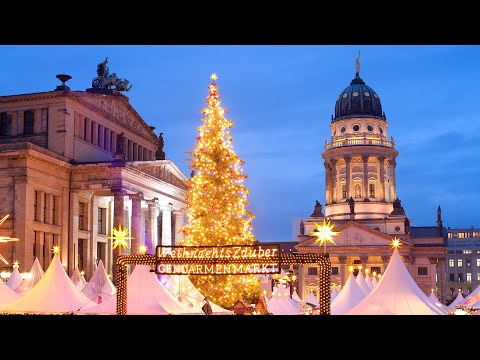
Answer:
xmin=1 ymin=45 xmax=478 ymax=242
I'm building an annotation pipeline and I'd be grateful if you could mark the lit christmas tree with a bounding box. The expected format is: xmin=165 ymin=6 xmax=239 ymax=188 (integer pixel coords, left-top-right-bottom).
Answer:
xmin=181 ymin=74 xmax=260 ymax=309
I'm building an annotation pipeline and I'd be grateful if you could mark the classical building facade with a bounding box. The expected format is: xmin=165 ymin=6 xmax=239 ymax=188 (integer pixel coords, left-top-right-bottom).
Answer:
xmin=445 ymin=227 xmax=480 ymax=304
xmin=0 ymin=61 xmax=188 ymax=283
xmin=295 ymin=63 xmax=448 ymax=304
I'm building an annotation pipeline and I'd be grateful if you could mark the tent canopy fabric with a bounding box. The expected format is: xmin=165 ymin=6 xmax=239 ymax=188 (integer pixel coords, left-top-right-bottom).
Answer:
xmin=305 ymin=291 xmax=319 ymax=307
xmin=347 ymin=249 xmax=447 ymax=315
xmin=0 ymin=254 xmax=95 ymax=314
xmin=6 ymin=266 xmax=23 ymax=291
xmin=355 ymin=271 xmax=372 ymax=295
xmin=447 ymin=291 xmax=464 ymax=310
xmin=331 ymin=272 xmax=366 ymax=315
xmin=0 ymin=277 xmax=20 ymax=306
xmin=78 ymin=265 xmax=201 ymax=315
xmin=15 ymin=257 xmax=44 ymax=295
xmin=81 ymin=259 xmax=116 ymax=303
xmin=460 ymin=284 xmax=480 ymax=307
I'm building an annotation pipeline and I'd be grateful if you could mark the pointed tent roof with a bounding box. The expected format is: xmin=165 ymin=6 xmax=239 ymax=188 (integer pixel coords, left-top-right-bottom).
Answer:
xmin=429 ymin=289 xmax=447 ymax=311
xmin=163 ymin=274 xmax=230 ymax=314
xmin=364 ymin=274 xmax=374 ymax=290
xmin=331 ymin=289 xmax=338 ymax=303
xmin=355 ymin=270 xmax=371 ymax=295
xmin=0 ymin=276 xmax=20 ymax=306
xmin=6 ymin=266 xmax=23 ymax=291
xmin=459 ymin=284 xmax=480 ymax=307
xmin=347 ymin=249 xmax=447 ymax=315
xmin=266 ymin=285 xmax=300 ymax=315
xmin=71 ymin=267 xmax=87 ymax=291
xmin=15 ymin=257 xmax=44 ymax=295
xmin=78 ymin=265 xmax=201 ymax=315
xmin=371 ymin=276 xmax=378 ymax=287
xmin=447 ymin=291 xmax=464 ymax=310
xmin=81 ymin=259 xmax=116 ymax=302
xmin=292 ymin=289 xmax=303 ymax=303
xmin=331 ymin=272 xmax=366 ymax=315
xmin=306 ymin=290 xmax=319 ymax=308
xmin=0 ymin=253 xmax=95 ymax=314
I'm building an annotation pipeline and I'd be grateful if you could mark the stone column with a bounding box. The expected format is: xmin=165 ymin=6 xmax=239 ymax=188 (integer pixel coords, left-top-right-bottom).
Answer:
xmin=68 ymin=190 xmax=80 ymax=275
xmin=362 ymin=155 xmax=369 ymax=200
xmin=44 ymin=233 xmax=53 ymax=268
xmin=438 ymin=257 xmax=447 ymax=305
xmin=147 ymin=199 xmax=159 ymax=253
xmin=337 ymin=256 xmax=347 ymax=287
xmin=381 ymin=255 xmax=390 ymax=274
xmin=174 ymin=210 xmax=185 ymax=245
xmin=36 ymin=231 xmax=44 ymax=269
xmin=160 ymin=203 xmax=173 ymax=247
xmin=88 ymin=194 xmax=98 ymax=277
xmin=13 ymin=177 xmax=34 ymax=270
xmin=344 ymin=156 xmax=351 ymax=199
xmin=130 ymin=193 xmax=143 ymax=254
xmin=331 ymin=159 xmax=338 ymax=203
xmin=389 ymin=159 xmax=397 ymax=201
xmin=325 ymin=161 xmax=331 ymax=205
xmin=360 ymin=255 xmax=368 ymax=270
xmin=378 ymin=157 xmax=386 ymax=202
xmin=111 ymin=189 xmax=126 ymax=286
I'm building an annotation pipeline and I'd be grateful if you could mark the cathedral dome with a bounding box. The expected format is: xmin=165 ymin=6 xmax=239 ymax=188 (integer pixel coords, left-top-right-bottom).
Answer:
xmin=334 ymin=74 xmax=385 ymax=121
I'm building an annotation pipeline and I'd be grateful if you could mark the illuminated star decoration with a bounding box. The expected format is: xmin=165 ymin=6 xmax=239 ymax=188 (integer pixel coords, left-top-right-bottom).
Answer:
xmin=138 ymin=245 xmax=148 ymax=254
xmin=391 ymin=237 xmax=402 ymax=249
xmin=13 ymin=260 xmax=19 ymax=268
xmin=0 ymin=214 xmax=19 ymax=265
xmin=210 ymin=73 xmax=218 ymax=81
xmin=109 ymin=224 xmax=133 ymax=251
xmin=310 ymin=218 xmax=340 ymax=253
xmin=52 ymin=245 xmax=60 ymax=255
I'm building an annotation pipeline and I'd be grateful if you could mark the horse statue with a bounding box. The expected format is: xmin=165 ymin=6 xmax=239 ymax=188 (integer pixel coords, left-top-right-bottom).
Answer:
xmin=115 ymin=78 xmax=133 ymax=92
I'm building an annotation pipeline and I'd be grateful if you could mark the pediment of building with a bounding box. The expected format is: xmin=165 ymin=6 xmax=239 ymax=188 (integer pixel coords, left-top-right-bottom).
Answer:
xmin=70 ymin=92 xmax=158 ymax=142
xmin=131 ymin=162 xmax=187 ymax=190
xmin=297 ymin=221 xmax=412 ymax=249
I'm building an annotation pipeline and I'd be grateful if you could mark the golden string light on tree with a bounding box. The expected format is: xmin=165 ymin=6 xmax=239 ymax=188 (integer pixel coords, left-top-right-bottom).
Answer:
xmin=180 ymin=73 xmax=259 ymax=309
xmin=310 ymin=218 xmax=340 ymax=253
xmin=0 ymin=215 xmax=19 ymax=265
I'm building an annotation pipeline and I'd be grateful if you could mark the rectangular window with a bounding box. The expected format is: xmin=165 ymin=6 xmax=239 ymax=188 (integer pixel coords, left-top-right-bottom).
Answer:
xmin=78 ymin=239 xmax=85 ymax=271
xmin=78 ymin=202 xmax=85 ymax=230
xmin=463 ymin=250 xmax=472 ymax=254
xmin=450 ymin=288 xmax=455 ymax=296
xmin=97 ymin=242 xmax=106 ymax=266
xmin=342 ymin=185 xmax=347 ymax=199
xmin=307 ymin=267 xmax=318 ymax=276
xmin=467 ymin=273 xmax=472 ymax=283
xmin=83 ymin=117 xmax=88 ymax=140
xmin=449 ymin=259 xmax=454 ymax=267
xmin=0 ymin=112 xmax=11 ymax=136
xmin=477 ymin=273 xmax=480 ymax=281
xmin=52 ymin=195 xmax=56 ymax=226
xmin=98 ymin=207 xmax=106 ymax=235
xmin=331 ymin=267 xmax=339 ymax=275
xmin=418 ymin=267 xmax=428 ymax=276
xmin=458 ymin=259 xmax=463 ymax=267
xmin=458 ymin=273 xmax=463 ymax=282
xmin=24 ymin=110 xmax=34 ymax=135
xmin=467 ymin=259 xmax=471 ymax=267
xmin=477 ymin=259 xmax=480 ymax=267
xmin=370 ymin=266 xmax=381 ymax=275
xmin=110 ymin=131 xmax=116 ymax=153
xmin=33 ymin=231 xmax=37 ymax=258
xmin=449 ymin=273 xmax=455 ymax=282
xmin=369 ymin=183 xmax=375 ymax=198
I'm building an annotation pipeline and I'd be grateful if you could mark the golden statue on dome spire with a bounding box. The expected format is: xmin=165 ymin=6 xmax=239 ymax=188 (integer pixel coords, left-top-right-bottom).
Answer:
xmin=355 ymin=50 xmax=360 ymax=77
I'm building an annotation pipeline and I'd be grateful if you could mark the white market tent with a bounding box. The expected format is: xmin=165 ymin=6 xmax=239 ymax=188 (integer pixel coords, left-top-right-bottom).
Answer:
xmin=355 ymin=270 xmax=372 ymax=295
xmin=163 ymin=274 xmax=231 ymax=314
xmin=347 ymin=249 xmax=447 ymax=315
xmin=429 ymin=289 xmax=447 ymax=311
xmin=458 ymin=284 xmax=480 ymax=307
xmin=264 ymin=285 xmax=301 ymax=315
xmin=6 ymin=265 xmax=23 ymax=291
xmin=364 ymin=274 xmax=374 ymax=290
xmin=371 ymin=276 xmax=378 ymax=287
xmin=447 ymin=291 xmax=465 ymax=310
xmin=78 ymin=265 xmax=201 ymax=315
xmin=81 ymin=259 xmax=116 ymax=303
xmin=331 ymin=272 xmax=366 ymax=315
xmin=0 ymin=253 xmax=95 ymax=314
xmin=71 ymin=267 xmax=87 ymax=291
xmin=292 ymin=289 xmax=303 ymax=302
xmin=305 ymin=290 xmax=319 ymax=308
xmin=0 ymin=276 xmax=20 ymax=306
xmin=331 ymin=288 xmax=339 ymax=303
xmin=15 ymin=257 xmax=44 ymax=295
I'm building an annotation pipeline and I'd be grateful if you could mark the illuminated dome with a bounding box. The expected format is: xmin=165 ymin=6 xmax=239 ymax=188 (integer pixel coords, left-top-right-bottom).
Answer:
xmin=334 ymin=74 xmax=385 ymax=121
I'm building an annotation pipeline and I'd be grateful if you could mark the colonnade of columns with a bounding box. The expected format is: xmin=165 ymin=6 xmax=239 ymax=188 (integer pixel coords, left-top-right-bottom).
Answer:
xmin=324 ymin=155 xmax=397 ymax=204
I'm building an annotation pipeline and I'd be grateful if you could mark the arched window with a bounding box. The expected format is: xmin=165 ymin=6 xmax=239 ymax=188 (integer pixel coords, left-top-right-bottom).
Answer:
xmin=355 ymin=184 xmax=361 ymax=198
